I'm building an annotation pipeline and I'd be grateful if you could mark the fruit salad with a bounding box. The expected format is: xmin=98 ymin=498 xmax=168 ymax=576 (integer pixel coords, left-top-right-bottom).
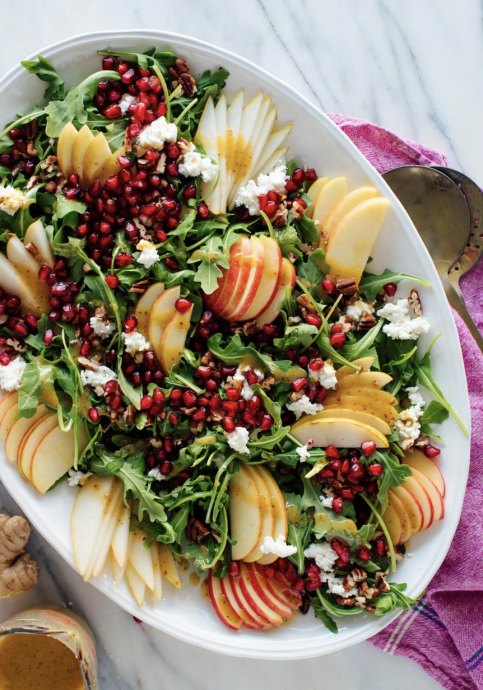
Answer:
xmin=0 ymin=48 xmax=467 ymax=632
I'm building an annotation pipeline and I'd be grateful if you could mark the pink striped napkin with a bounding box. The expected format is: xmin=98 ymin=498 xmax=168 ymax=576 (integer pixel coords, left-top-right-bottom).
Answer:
xmin=327 ymin=113 xmax=483 ymax=690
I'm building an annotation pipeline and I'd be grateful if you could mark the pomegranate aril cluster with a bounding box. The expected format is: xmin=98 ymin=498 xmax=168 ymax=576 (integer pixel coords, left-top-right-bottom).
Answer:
xmin=0 ymin=122 xmax=40 ymax=178
xmin=0 ymin=288 xmax=39 ymax=341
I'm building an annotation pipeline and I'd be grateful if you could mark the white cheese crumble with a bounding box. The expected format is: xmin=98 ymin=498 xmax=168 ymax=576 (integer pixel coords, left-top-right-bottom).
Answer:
xmin=321 ymin=572 xmax=357 ymax=598
xmin=232 ymin=367 xmax=264 ymax=400
xmin=304 ymin=542 xmax=338 ymax=572
xmin=122 ymin=331 xmax=151 ymax=355
xmin=406 ymin=385 xmax=425 ymax=415
xmin=320 ymin=495 xmax=334 ymax=509
xmin=234 ymin=161 xmax=289 ymax=216
xmin=136 ymin=239 xmax=159 ymax=269
xmin=0 ymin=356 xmax=26 ymax=391
xmin=346 ymin=300 xmax=375 ymax=322
xmin=178 ymin=147 xmax=218 ymax=183
xmin=0 ymin=185 xmax=28 ymax=216
xmin=377 ymin=299 xmax=430 ymax=341
xmin=296 ymin=444 xmax=311 ymax=462
xmin=137 ymin=116 xmax=178 ymax=150
xmin=309 ymin=361 xmax=338 ymax=390
xmin=118 ymin=93 xmax=136 ymax=114
xmin=90 ymin=315 xmax=115 ymax=339
xmin=67 ymin=469 xmax=93 ymax=487
xmin=287 ymin=394 xmax=324 ymax=420
xmin=394 ymin=407 xmax=421 ymax=444
xmin=148 ymin=467 xmax=163 ymax=481
xmin=80 ymin=365 xmax=117 ymax=388
xmin=260 ymin=534 xmax=297 ymax=558
xmin=226 ymin=426 xmax=250 ymax=455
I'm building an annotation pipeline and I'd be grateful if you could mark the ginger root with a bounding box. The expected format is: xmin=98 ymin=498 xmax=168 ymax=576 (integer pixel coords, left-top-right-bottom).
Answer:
xmin=0 ymin=514 xmax=39 ymax=598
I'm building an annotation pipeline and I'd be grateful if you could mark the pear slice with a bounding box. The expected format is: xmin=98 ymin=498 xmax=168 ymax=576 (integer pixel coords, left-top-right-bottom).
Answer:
xmin=256 ymin=466 xmax=288 ymax=566
xmin=71 ymin=124 xmax=95 ymax=179
xmin=243 ymin=466 xmax=274 ymax=563
xmin=111 ymin=501 xmax=131 ymax=568
xmin=322 ymin=186 xmax=379 ymax=238
xmin=30 ymin=423 xmax=88 ymax=494
xmin=213 ymin=94 xmax=227 ymax=214
xmin=6 ymin=236 xmax=50 ymax=313
xmin=158 ymin=544 xmax=182 ymax=589
xmin=337 ymin=371 xmax=393 ymax=392
xmin=91 ymin=481 xmax=125 ymax=578
xmin=229 ymin=464 xmax=263 ymax=561
xmin=250 ymin=124 xmax=293 ymax=182
xmin=197 ymin=96 xmax=219 ymax=213
xmin=0 ymin=253 xmax=45 ymax=317
xmin=134 ymin=282 xmax=165 ymax=338
xmin=148 ymin=285 xmax=180 ymax=364
xmin=83 ymin=132 xmax=112 ymax=187
xmin=110 ymin=546 xmax=128 ymax=585
xmin=24 ymin=220 xmax=55 ymax=266
xmin=57 ymin=122 xmax=78 ymax=176
xmin=129 ymin=530 xmax=155 ymax=591
xmin=98 ymin=147 xmax=124 ymax=183
xmin=304 ymin=406 xmax=392 ymax=436
xmin=125 ymin=562 xmax=146 ymax=606
xmin=290 ymin=416 xmax=389 ymax=448
xmin=231 ymin=92 xmax=264 ymax=194
xmin=151 ymin=544 xmax=163 ymax=602
xmin=158 ymin=303 xmax=193 ymax=375
xmin=312 ymin=177 xmax=348 ymax=243
xmin=335 ymin=357 xmax=375 ymax=381
xmin=256 ymin=147 xmax=289 ymax=177
xmin=224 ymin=91 xmax=244 ymax=202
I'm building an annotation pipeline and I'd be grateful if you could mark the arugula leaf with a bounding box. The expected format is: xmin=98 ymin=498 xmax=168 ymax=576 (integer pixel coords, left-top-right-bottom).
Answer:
xmin=275 ymin=225 xmax=302 ymax=258
xmin=309 ymin=594 xmax=339 ymax=634
xmin=295 ymin=215 xmax=319 ymax=244
xmin=342 ymin=319 xmax=384 ymax=362
xmin=297 ymin=254 xmax=325 ymax=299
xmin=308 ymin=247 xmax=331 ymax=275
xmin=251 ymin=384 xmax=282 ymax=427
xmin=420 ymin=401 xmax=449 ymax=427
xmin=275 ymin=323 xmax=319 ymax=351
xmin=371 ymin=450 xmax=412 ymax=512
xmin=55 ymin=197 xmax=87 ymax=219
xmin=315 ymin=587 xmax=362 ymax=618
xmin=371 ymin=582 xmax=418 ymax=616
xmin=17 ymin=360 xmax=55 ymax=418
xmin=301 ymin=477 xmax=360 ymax=544
xmin=189 ymin=235 xmax=229 ymax=294
xmin=359 ymin=268 xmax=431 ymax=301
xmin=21 ymin=55 xmax=65 ymax=100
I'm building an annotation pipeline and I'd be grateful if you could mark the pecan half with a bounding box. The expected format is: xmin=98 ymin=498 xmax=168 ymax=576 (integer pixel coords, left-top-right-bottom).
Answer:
xmin=336 ymin=278 xmax=358 ymax=296
xmin=23 ymin=119 xmax=38 ymax=139
xmin=414 ymin=435 xmax=430 ymax=449
xmin=186 ymin=516 xmax=210 ymax=543
xmin=358 ymin=312 xmax=378 ymax=332
xmin=297 ymin=293 xmax=317 ymax=314
xmin=375 ymin=571 xmax=391 ymax=593
xmin=336 ymin=596 xmax=356 ymax=606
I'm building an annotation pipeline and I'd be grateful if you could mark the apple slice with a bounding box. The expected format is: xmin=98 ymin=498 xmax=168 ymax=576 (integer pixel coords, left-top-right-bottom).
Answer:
xmin=202 ymin=238 xmax=243 ymax=312
xmin=0 ymin=393 xmax=18 ymax=436
xmin=6 ymin=236 xmax=50 ymax=311
xmin=110 ymin=547 xmax=128 ymax=585
xmin=57 ymin=122 xmax=78 ymax=175
xmin=220 ymin=571 xmax=260 ymax=629
xmin=257 ymin=465 xmax=288 ymax=566
xmin=307 ymin=177 xmax=329 ymax=216
xmin=83 ymin=132 xmax=112 ymax=187
xmin=229 ymin=464 xmax=263 ymax=561
xmin=404 ymin=450 xmax=445 ymax=497
xmin=255 ymin=257 xmax=296 ymax=327
xmin=228 ymin=571 xmax=271 ymax=630
xmin=215 ymin=236 xmax=253 ymax=318
xmin=208 ymin=570 xmax=243 ymax=630
xmin=410 ymin=467 xmax=444 ymax=521
xmin=257 ymin=566 xmax=301 ymax=610
xmin=312 ymin=177 xmax=348 ymax=241
xmin=71 ymin=124 xmax=95 ymax=179
xmin=388 ymin=490 xmax=411 ymax=543
xmin=245 ymin=563 xmax=292 ymax=617
xmin=158 ymin=303 xmax=193 ymax=375
xmin=24 ymin=220 xmax=55 ymax=267
xmin=0 ymin=403 xmax=19 ymax=440
xmin=128 ymin=530 xmax=155 ymax=591
xmin=382 ymin=502 xmax=402 ymax=545
xmin=391 ymin=484 xmax=423 ymax=534
xmin=322 ymin=186 xmax=379 ymax=238
xmin=336 ymin=357 xmax=376 ymax=381
xmin=158 ymin=544 xmax=181 ymax=589
xmin=403 ymin=476 xmax=433 ymax=530
xmin=91 ymin=481 xmax=125 ymax=578
xmin=134 ymin=282 xmax=165 ymax=338
xmin=18 ymin=413 xmax=57 ymax=481
xmin=290 ymin=417 xmax=389 ymax=449
xmin=151 ymin=544 xmax=163 ymax=602
xmin=238 ymin=562 xmax=283 ymax=626
xmin=0 ymin=254 xmax=46 ymax=317
xmin=31 ymin=423 xmax=88 ymax=494
xmin=125 ymin=562 xmax=146 ymax=607
xmin=225 ymin=236 xmax=265 ymax=322
xmin=337 ymin=371 xmax=393 ymax=391
xmin=241 ymin=235 xmax=282 ymax=321
xmin=110 ymin=501 xmax=131 ymax=568
xmin=148 ymin=285 xmax=180 ymax=364
xmin=71 ymin=474 xmax=120 ymax=580
xmin=243 ymin=466 xmax=274 ymax=563
xmin=98 ymin=147 xmax=124 ymax=183
xmin=293 ymin=407 xmax=391 ymax=437
xmin=326 ymin=197 xmax=391 ymax=284
xmin=5 ymin=404 xmax=46 ymax=464
xmin=197 ymin=96 xmax=219 ymax=213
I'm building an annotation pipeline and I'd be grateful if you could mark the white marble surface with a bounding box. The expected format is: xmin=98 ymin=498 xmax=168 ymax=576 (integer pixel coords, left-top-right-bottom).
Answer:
xmin=1 ymin=1 xmax=482 ymax=688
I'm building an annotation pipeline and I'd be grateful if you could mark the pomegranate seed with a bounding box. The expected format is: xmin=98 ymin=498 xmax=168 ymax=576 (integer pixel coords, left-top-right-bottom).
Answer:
xmin=109 ymin=394 xmax=122 ymax=410
xmin=160 ymin=460 xmax=172 ymax=475
xmin=0 ymin=352 xmax=11 ymax=365
xmin=361 ymin=440 xmax=377 ymax=457
xmin=318 ymin=467 xmax=335 ymax=480
xmin=164 ymin=257 xmax=178 ymax=271
xmin=166 ymin=143 xmax=180 ymax=159
xmin=12 ymin=321 xmax=28 ymax=337
xmin=102 ymin=56 xmax=116 ymax=70
xmin=103 ymin=380 xmax=117 ymax=395
xmin=340 ymin=488 xmax=355 ymax=500
xmin=331 ymin=324 xmax=344 ymax=335
xmin=141 ymin=395 xmax=153 ymax=410
xmin=322 ymin=279 xmax=336 ymax=295
xmin=120 ymin=68 xmax=136 ymax=84
xmin=223 ymin=416 xmax=236 ymax=432
xmin=168 ymin=412 xmax=179 ymax=425
xmin=221 ymin=365 xmax=237 ymax=378
xmin=285 ymin=179 xmax=298 ymax=194
xmin=277 ymin=558 xmax=290 ymax=572
xmin=192 ymin=408 xmax=207 ymax=422
xmin=260 ymin=414 xmax=274 ymax=431
xmin=292 ymin=377 xmax=308 ymax=392
xmin=298 ymin=354 xmax=309 ymax=367
xmin=263 ymin=565 xmax=276 ymax=579
xmin=118 ymin=155 xmax=132 ymax=169
xmin=326 ymin=445 xmax=340 ymax=459
xmin=183 ymin=184 xmax=197 ymax=200
xmin=355 ymin=545 xmax=371 ymax=562
xmin=285 ymin=348 xmax=297 ymax=361
xmin=79 ymin=340 xmax=91 ymax=356
xmin=170 ymin=388 xmax=183 ymax=401
xmin=383 ymin=282 xmax=397 ymax=297
xmin=245 ymin=371 xmax=259 ymax=386
xmin=183 ymin=390 xmax=197 ymax=406
xmin=88 ymin=407 xmax=100 ymax=423
xmin=228 ymin=561 xmax=240 ymax=578
xmin=123 ymin=315 xmax=138 ymax=333
xmin=38 ymin=264 xmax=51 ymax=282
xmin=315 ymin=388 xmax=327 ymax=404
xmin=42 ymin=329 xmax=54 ymax=346
xmin=247 ymin=395 xmax=263 ymax=411
xmin=222 ymin=400 xmax=238 ymax=416
xmin=242 ymin=411 xmax=257 ymax=426
xmin=332 ymin=497 xmax=343 ymax=513
xmin=105 ymin=275 xmax=119 ymax=289
xmin=373 ymin=538 xmax=386 ymax=557
xmin=8 ymin=127 xmax=22 ymax=140
xmin=116 ymin=252 xmax=133 ymax=268
xmin=62 ymin=304 xmax=76 ymax=320
xmin=196 ymin=203 xmax=210 ymax=219
xmin=104 ymin=104 xmax=122 ymax=119
xmin=424 ymin=445 xmax=441 ymax=458
xmin=306 ymin=313 xmax=322 ymax=328
xmin=196 ymin=365 xmax=212 ymax=380
xmin=175 ymin=298 xmax=192 ymax=314
xmin=153 ymin=389 xmax=165 ymax=405
xmin=291 ymin=168 xmax=306 ymax=185
xmin=209 ymin=394 xmax=222 ymax=411
xmin=367 ymin=462 xmax=383 ymax=477
xmin=305 ymin=168 xmax=317 ymax=182
xmin=225 ymin=388 xmax=240 ymax=402
xmin=48 ymin=309 xmax=61 ymax=321
xmin=65 ymin=187 xmax=81 ymax=200
xmin=0 ymin=153 xmax=10 ymax=167
xmin=330 ymin=332 xmax=346 ymax=349
xmin=308 ymin=358 xmax=324 ymax=372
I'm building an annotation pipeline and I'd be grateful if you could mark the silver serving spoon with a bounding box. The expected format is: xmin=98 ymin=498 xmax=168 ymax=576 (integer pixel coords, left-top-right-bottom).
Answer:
xmin=383 ymin=165 xmax=483 ymax=353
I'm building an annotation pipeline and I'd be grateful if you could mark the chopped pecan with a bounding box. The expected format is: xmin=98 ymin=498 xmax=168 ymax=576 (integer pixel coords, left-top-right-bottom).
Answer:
xmin=400 ymin=437 xmax=415 ymax=451
xmin=201 ymin=351 xmax=216 ymax=368
xmin=23 ymin=119 xmax=38 ymax=139
xmin=174 ymin=57 xmax=190 ymax=74
xmin=343 ymin=573 xmax=356 ymax=591
xmin=150 ymin=437 xmax=164 ymax=449
xmin=375 ymin=571 xmax=391 ymax=593
xmin=364 ymin=587 xmax=380 ymax=600
xmin=288 ymin=316 xmax=302 ymax=325
xmin=26 ymin=175 xmax=40 ymax=190
xmin=26 ymin=142 xmax=37 ymax=157
xmin=82 ymin=263 xmax=92 ymax=275
xmin=186 ymin=516 xmax=210 ymax=543
xmin=210 ymin=528 xmax=222 ymax=544
xmin=355 ymin=596 xmax=367 ymax=609
xmin=350 ymin=567 xmax=368 ymax=584
xmin=366 ymin=605 xmax=377 ymax=614
xmin=336 ymin=278 xmax=358 ymax=296
xmin=129 ymin=279 xmax=150 ymax=294
xmin=298 ymin=242 xmax=314 ymax=256
xmin=287 ymin=251 xmax=297 ymax=263
xmin=415 ymin=435 xmax=429 ymax=449
xmin=357 ymin=312 xmax=378 ymax=332
xmin=5 ymin=338 xmax=27 ymax=353
xmin=288 ymin=389 xmax=305 ymax=402
xmin=169 ymin=58 xmax=197 ymax=96
xmin=123 ymin=404 xmax=136 ymax=425
xmin=178 ymin=138 xmax=193 ymax=154
xmin=336 ymin=596 xmax=356 ymax=606
xmin=336 ymin=315 xmax=353 ymax=333
xmin=260 ymin=376 xmax=275 ymax=390
xmin=77 ymin=356 xmax=99 ymax=371
xmin=291 ymin=199 xmax=307 ymax=221
xmin=273 ymin=204 xmax=289 ymax=228
xmin=93 ymin=385 xmax=105 ymax=398
xmin=156 ymin=152 xmax=167 ymax=174
xmin=409 ymin=289 xmax=423 ymax=316
xmin=179 ymin=73 xmax=197 ymax=97
xmin=180 ymin=406 xmax=197 ymax=416
xmin=25 ymin=241 xmax=39 ymax=258
xmin=300 ymin=594 xmax=310 ymax=615
xmin=190 ymin=418 xmax=205 ymax=435
xmin=297 ymin=293 xmax=317 ymax=314
xmin=358 ymin=581 xmax=369 ymax=597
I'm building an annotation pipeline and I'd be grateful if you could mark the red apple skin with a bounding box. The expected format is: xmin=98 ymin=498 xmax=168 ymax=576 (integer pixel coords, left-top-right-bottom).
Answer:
xmin=241 ymin=235 xmax=282 ymax=321
xmin=216 ymin=236 xmax=253 ymax=319
xmin=203 ymin=238 xmax=244 ymax=312
xmin=245 ymin=563 xmax=292 ymax=618
xmin=225 ymin=236 xmax=265 ymax=322
xmin=255 ymin=257 xmax=296 ymax=327
xmin=257 ymin=566 xmax=302 ymax=610
xmin=220 ymin=575 xmax=259 ymax=629
xmin=238 ymin=563 xmax=283 ymax=626
xmin=404 ymin=476 xmax=434 ymax=530
xmin=410 ymin=468 xmax=444 ymax=521
xmin=392 ymin=485 xmax=424 ymax=533
xmin=208 ymin=570 xmax=242 ymax=630
xmin=229 ymin=572 xmax=272 ymax=630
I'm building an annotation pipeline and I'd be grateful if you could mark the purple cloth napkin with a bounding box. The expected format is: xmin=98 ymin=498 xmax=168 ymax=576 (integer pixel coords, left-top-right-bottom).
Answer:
xmin=326 ymin=113 xmax=483 ymax=690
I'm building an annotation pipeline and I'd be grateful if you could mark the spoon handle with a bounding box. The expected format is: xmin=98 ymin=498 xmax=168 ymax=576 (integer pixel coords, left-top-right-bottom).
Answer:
xmin=440 ymin=271 xmax=483 ymax=354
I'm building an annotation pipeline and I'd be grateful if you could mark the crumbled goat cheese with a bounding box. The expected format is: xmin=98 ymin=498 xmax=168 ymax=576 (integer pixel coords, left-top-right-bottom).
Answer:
xmin=80 ymin=365 xmax=117 ymax=388
xmin=136 ymin=239 xmax=159 ymax=269
xmin=137 ymin=116 xmax=178 ymax=150
xmin=67 ymin=469 xmax=93 ymax=487
xmin=346 ymin=300 xmax=375 ymax=322
xmin=321 ymin=572 xmax=358 ymax=598
xmin=0 ymin=356 xmax=26 ymax=391
xmin=309 ymin=361 xmax=337 ymax=389
xmin=233 ymin=367 xmax=264 ymax=400
xmin=118 ymin=93 xmax=136 ymax=114
xmin=235 ymin=161 xmax=289 ymax=216
xmin=226 ymin=426 xmax=250 ymax=455
xmin=287 ymin=394 xmax=324 ymax=420
xmin=260 ymin=534 xmax=297 ymax=557
xmin=0 ymin=185 xmax=28 ymax=216
xmin=90 ymin=315 xmax=115 ymax=339
xmin=148 ymin=467 xmax=163 ymax=481
xmin=304 ymin=542 xmax=338 ymax=572
xmin=320 ymin=495 xmax=334 ymax=509
xmin=406 ymin=386 xmax=425 ymax=415
xmin=122 ymin=331 xmax=150 ymax=355
xmin=296 ymin=444 xmax=311 ymax=462
xmin=394 ymin=407 xmax=421 ymax=443
xmin=377 ymin=299 xmax=430 ymax=340
xmin=178 ymin=149 xmax=218 ymax=183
